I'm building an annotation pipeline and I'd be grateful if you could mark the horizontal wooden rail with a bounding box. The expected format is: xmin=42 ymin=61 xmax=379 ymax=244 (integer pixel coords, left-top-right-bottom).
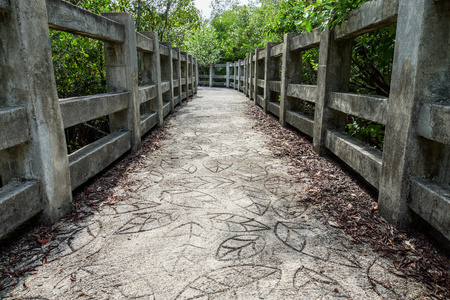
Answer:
xmin=69 ymin=130 xmax=131 ymax=190
xmin=0 ymin=107 xmax=30 ymax=151
xmin=46 ymin=0 xmax=125 ymax=42
xmin=328 ymin=92 xmax=388 ymax=125
xmin=60 ymin=92 xmax=129 ymax=128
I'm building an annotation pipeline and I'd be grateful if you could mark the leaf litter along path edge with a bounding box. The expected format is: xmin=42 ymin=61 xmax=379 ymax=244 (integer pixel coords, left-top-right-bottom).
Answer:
xmin=0 ymin=87 xmax=442 ymax=299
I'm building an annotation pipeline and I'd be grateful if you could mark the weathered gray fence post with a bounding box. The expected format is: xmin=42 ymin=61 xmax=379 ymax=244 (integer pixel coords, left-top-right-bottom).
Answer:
xmin=237 ymin=61 xmax=242 ymax=92
xmin=244 ymin=57 xmax=248 ymax=96
xmin=313 ymin=28 xmax=352 ymax=155
xmin=173 ymin=47 xmax=182 ymax=105
xmin=234 ymin=62 xmax=238 ymax=90
xmin=0 ymin=0 xmax=73 ymax=226
xmin=160 ymin=42 xmax=174 ymax=113
xmin=103 ymin=13 xmax=141 ymax=151
xmin=194 ymin=57 xmax=199 ymax=94
xmin=280 ymin=33 xmax=302 ymax=126
xmin=263 ymin=42 xmax=278 ymax=113
xmin=249 ymin=53 xmax=254 ymax=100
xmin=189 ymin=54 xmax=194 ymax=96
xmin=142 ymin=31 xmax=163 ymax=126
xmin=254 ymin=48 xmax=264 ymax=105
xmin=209 ymin=63 xmax=213 ymax=87
xmin=226 ymin=62 xmax=230 ymax=88
xmin=378 ymin=0 xmax=450 ymax=232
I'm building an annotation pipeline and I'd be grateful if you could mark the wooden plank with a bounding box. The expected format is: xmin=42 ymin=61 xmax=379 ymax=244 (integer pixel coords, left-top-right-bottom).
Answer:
xmin=136 ymin=32 xmax=153 ymax=52
xmin=329 ymin=92 xmax=388 ymax=124
xmin=325 ymin=129 xmax=382 ymax=189
xmin=46 ymin=0 xmax=124 ymax=42
xmin=0 ymin=107 xmax=30 ymax=151
xmin=287 ymin=84 xmax=317 ymax=103
xmin=286 ymin=110 xmax=314 ymax=137
xmin=60 ymin=92 xmax=129 ymax=128
xmin=335 ymin=0 xmax=399 ymax=40
xmin=69 ymin=130 xmax=131 ymax=190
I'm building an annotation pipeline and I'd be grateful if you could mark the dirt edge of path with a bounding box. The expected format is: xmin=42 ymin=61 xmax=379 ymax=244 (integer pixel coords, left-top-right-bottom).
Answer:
xmin=245 ymin=101 xmax=450 ymax=299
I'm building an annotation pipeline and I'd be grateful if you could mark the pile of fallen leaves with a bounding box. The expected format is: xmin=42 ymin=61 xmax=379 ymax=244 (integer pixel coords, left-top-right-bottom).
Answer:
xmin=0 ymin=103 xmax=179 ymax=291
xmin=245 ymin=101 xmax=450 ymax=299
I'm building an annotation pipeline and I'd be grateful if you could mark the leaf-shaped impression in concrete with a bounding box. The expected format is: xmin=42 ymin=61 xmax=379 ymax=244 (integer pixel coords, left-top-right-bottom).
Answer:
xmin=104 ymin=201 xmax=160 ymax=215
xmin=172 ymin=176 xmax=234 ymax=189
xmin=264 ymin=176 xmax=293 ymax=195
xmin=272 ymin=194 xmax=308 ymax=219
xmin=293 ymin=266 xmax=348 ymax=298
xmin=274 ymin=222 xmax=315 ymax=252
xmin=116 ymin=210 xmax=178 ymax=234
xmin=160 ymin=159 xmax=197 ymax=174
xmin=160 ymin=190 xmax=220 ymax=208
xmin=206 ymin=213 xmax=270 ymax=232
xmin=175 ymin=265 xmax=281 ymax=299
xmin=235 ymin=164 xmax=268 ymax=182
xmin=232 ymin=185 xmax=272 ymax=216
xmin=202 ymin=158 xmax=233 ymax=173
xmin=216 ymin=235 xmax=265 ymax=261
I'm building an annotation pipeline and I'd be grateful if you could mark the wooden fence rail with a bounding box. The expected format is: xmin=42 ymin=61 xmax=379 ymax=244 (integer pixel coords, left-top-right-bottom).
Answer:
xmin=0 ymin=0 xmax=198 ymax=238
xmin=206 ymin=0 xmax=450 ymax=240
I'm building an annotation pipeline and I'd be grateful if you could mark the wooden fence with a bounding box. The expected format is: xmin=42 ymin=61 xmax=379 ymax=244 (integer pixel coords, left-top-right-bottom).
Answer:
xmin=226 ymin=0 xmax=449 ymax=240
xmin=0 ymin=0 xmax=197 ymax=238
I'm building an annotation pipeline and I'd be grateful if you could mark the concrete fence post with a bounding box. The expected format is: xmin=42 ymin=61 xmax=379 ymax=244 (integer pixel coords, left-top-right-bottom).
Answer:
xmin=141 ymin=31 xmax=163 ymax=126
xmin=237 ymin=61 xmax=242 ymax=92
xmin=280 ymin=33 xmax=302 ymax=126
xmin=378 ymin=0 xmax=450 ymax=228
xmin=208 ymin=63 xmax=213 ymax=87
xmin=249 ymin=53 xmax=254 ymax=100
xmin=313 ymin=28 xmax=352 ymax=155
xmin=254 ymin=49 xmax=262 ymax=104
xmin=234 ymin=62 xmax=238 ymax=90
xmin=244 ymin=57 xmax=248 ymax=96
xmin=189 ymin=55 xmax=194 ymax=96
xmin=102 ymin=13 xmax=141 ymax=151
xmin=1 ymin=0 xmax=73 ymax=223
xmin=160 ymin=42 xmax=174 ymax=113
xmin=226 ymin=62 xmax=230 ymax=88
xmin=263 ymin=42 xmax=278 ymax=113
xmin=194 ymin=57 xmax=199 ymax=94
xmin=173 ymin=47 xmax=182 ymax=105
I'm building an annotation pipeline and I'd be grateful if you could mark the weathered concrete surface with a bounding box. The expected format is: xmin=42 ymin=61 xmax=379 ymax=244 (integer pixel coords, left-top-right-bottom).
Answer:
xmin=2 ymin=88 xmax=428 ymax=299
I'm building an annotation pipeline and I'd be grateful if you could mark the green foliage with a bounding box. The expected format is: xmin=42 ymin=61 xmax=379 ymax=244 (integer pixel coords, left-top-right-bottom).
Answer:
xmin=183 ymin=26 xmax=221 ymax=65
xmin=346 ymin=118 xmax=385 ymax=150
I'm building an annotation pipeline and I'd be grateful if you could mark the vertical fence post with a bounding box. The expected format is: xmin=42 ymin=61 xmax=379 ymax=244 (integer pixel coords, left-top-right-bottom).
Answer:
xmin=160 ymin=42 xmax=174 ymax=113
xmin=378 ymin=0 xmax=450 ymax=228
xmin=172 ymin=47 xmax=182 ymax=105
xmin=234 ymin=62 xmax=237 ymax=90
xmin=249 ymin=53 xmax=254 ymax=100
xmin=263 ymin=42 xmax=278 ymax=113
xmin=189 ymin=55 xmax=194 ymax=96
xmin=141 ymin=31 xmax=163 ymax=126
xmin=280 ymin=33 xmax=302 ymax=127
xmin=244 ymin=57 xmax=248 ymax=96
xmin=237 ymin=61 xmax=242 ymax=92
xmin=254 ymin=49 xmax=261 ymax=104
xmin=3 ymin=0 xmax=73 ymax=223
xmin=313 ymin=28 xmax=352 ymax=155
xmin=209 ymin=63 xmax=213 ymax=87
xmin=226 ymin=62 xmax=230 ymax=88
xmin=103 ymin=12 xmax=141 ymax=150
xmin=194 ymin=57 xmax=198 ymax=94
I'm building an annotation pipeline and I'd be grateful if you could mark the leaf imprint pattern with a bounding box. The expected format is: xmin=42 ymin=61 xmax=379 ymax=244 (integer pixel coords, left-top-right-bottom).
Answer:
xmin=216 ymin=235 xmax=266 ymax=261
xmin=206 ymin=213 xmax=270 ymax=232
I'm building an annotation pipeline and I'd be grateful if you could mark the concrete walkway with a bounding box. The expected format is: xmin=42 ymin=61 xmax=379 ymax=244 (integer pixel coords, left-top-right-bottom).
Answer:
xmin=4 ymin=88 xmax=427 ymax=299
